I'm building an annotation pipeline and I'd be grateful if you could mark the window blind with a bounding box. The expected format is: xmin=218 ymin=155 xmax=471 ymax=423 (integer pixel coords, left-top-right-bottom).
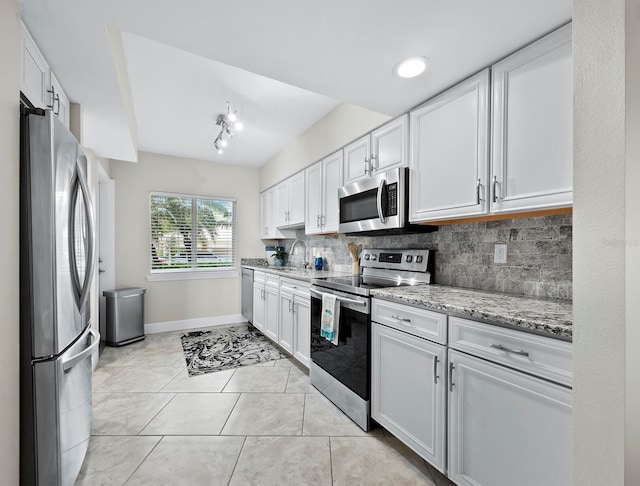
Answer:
xmin=150 ymin=192 xmax=236 ymax=273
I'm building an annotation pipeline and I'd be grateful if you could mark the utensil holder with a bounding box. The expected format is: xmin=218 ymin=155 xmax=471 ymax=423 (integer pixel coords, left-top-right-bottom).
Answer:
xmin=352 ymin=261 xmax=360 ymax=275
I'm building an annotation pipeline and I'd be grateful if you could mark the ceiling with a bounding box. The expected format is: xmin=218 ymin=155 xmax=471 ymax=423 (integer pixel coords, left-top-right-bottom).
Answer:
xmin=19 ymin=0 xmax=571 ymax=167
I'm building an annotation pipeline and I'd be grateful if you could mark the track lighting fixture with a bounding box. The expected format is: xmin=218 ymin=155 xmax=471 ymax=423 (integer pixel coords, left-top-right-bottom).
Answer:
xmin=213 ymin=101 xmax=242 ymax=154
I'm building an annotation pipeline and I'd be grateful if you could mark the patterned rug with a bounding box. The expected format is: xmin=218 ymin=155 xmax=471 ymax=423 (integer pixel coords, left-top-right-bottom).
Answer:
xmin=181 ymin=325 xmax=286 ymax=376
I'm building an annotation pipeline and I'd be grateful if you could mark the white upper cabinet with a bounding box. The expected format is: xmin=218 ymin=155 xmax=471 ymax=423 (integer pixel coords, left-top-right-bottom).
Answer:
xmin=343 ymin=116 xmax=409 ymax=185
xmin=20 ymin=21 xmax=70 ymax=129
xmin=50 ymin=72 xmax=70 ymax=128
xmin=260 ymin=190 xmax=271 ymax=239
xmin=276 ymin=171 xmax=305 ymax=228
xmin=371 ymin=114 xmax=409 ymax=174
xmin=21 ymin=23 xmax=50 ymax=110
xmin=305 ymin=151 xmax=343 ymax=235
xmin=491 ymin=24 xmax=573 ymax=213
xmin=409 ymin=70 xmax=490 ymax=222
xmin=343 ymin=134 xmax=371 ymax=184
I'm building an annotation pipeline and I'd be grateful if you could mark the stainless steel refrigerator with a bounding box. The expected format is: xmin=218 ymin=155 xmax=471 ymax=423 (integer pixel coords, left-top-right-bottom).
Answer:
xmin=20 ymin=108 xmax=99 ymax=485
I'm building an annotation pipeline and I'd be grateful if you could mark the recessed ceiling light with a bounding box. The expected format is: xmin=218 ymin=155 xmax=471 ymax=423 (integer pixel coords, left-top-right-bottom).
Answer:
xmin=393 ymin=56 xmax=430 ymax=78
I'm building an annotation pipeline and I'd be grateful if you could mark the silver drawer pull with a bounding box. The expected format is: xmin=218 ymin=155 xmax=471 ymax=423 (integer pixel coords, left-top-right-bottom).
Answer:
xmin=391 ymin=315 xmax=411 ymax=323
xmin=490 ymin=343 xmax=530 ymax=357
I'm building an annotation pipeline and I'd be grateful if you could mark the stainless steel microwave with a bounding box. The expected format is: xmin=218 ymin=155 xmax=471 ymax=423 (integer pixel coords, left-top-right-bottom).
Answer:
xmin=338 ymin=167 xmax=409 ymax=234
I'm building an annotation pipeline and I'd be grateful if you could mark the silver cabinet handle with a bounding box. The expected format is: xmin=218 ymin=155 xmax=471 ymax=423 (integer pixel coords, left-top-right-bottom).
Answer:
xmin=321 ymin=214 xmax=325 ymax=227
xmin=433 ymin=356 xmax=439 ymax=384
xmin=476 ymin=178 xmax=481 ymax=205
xmin=490 ymin=343 xmax=530 ymax=357
xmin=449 ymin=362 xmax=455 ymax=392
xmin=391 ymin=315 xmax=411 ymax=322
xmin=492 ymin=175 xmax=499 ymax=203
xmin=46 ymin=85 xmax=56 ymax=109
xmin=371 ymin=154 xmax=377 ymax=172
xmin=376 ymin=179 xmax=386 ymax=224
xmin=316 ymin=214 xmax=320 ymax=228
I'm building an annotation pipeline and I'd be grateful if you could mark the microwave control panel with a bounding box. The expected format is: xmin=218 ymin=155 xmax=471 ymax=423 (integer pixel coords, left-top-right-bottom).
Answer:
xmin=386 ymin=183 xmax=398 ymax=216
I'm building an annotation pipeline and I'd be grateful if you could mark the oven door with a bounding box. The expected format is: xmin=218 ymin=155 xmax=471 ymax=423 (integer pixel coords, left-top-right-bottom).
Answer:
xmin=338 ymin=167 xmax=406 ymax=233
xmin=309 ymin=286 xmax=370 ymax=400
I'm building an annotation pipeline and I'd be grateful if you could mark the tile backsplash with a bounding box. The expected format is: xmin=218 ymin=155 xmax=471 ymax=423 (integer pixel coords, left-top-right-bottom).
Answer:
xmin=279 ymin=214 xmax=572 ymax=300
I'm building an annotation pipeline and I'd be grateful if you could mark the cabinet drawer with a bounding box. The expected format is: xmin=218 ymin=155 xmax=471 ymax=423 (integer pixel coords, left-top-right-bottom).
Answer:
xmin=266 ymin=274 xmax=280 ymax=288
xmin=449 ymin=317 xmax=572 ymax=387
xmin=253 ymin=271 xmax=266 ymax=284
xmin=372 ymin=299 xmax=447 ymax=345
xmin=280 ymin=278 xmax=310 ymax=298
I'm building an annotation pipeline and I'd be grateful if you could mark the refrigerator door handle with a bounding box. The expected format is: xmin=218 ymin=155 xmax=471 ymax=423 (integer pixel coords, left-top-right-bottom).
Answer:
xmin=63 ymin=327 xmax=100 ymax=372
xmin=69 ymin=156 xmax=96 ymax=311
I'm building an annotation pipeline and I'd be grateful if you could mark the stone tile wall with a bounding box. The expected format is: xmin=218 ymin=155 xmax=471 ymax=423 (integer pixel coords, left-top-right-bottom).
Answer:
xmin=278 ymin=214 xmax=572 ymax=300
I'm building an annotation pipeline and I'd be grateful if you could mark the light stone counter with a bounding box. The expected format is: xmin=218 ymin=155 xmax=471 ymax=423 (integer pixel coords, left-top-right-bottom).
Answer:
xmin=370 ymin=284 xmax=572 ymax=340
xmin=241 ymin=264 xmax=352 ymax=284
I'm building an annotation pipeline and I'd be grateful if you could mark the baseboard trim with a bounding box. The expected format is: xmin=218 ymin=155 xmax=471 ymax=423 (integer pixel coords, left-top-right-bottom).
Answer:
xmin=144 ymin=314 xmax=246 ymax=334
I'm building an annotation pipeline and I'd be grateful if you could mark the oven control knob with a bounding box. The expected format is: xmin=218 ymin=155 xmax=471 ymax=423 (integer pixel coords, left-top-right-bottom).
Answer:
xmin=415 ymin=255 xmax=424 ymax=264
xmin=370 ymin=254 xmax=377 ymax=261
xmin=364 ymin=254 xmax=370 ymax=260
xmin=406 ymin=255 xmax=413 ymax=263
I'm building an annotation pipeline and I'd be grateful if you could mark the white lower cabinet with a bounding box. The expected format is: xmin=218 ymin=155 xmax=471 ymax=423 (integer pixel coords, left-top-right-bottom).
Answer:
xmin=372 ymin=321 xmax=446 ymax=473
xmin=263 ymin=276 xmax=280 ymax=342
xmin=252 ymin=280 xmax=265 ymax=333
xmin=280 ymin=278 xmax=310 ymax=368
xmin=448 ymin=349 xmax=572 ymax=486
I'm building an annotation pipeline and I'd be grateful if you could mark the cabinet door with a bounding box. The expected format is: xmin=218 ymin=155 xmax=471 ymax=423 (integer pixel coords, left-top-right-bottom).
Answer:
xmin=372 ymin=323 xmax=446 ymax=473
xmin=448 ymin=350 xmax=572 ymax=486
xmin=266 ymin=188 xmax=279 ymax=238
xmin=287 ymin=171 xmax=305 ymax=226
xmin=371 ymin=115 xmax=408 ymax=174
xmin=322 ymin=151 xmax=343 ymax=233
xmin=252 ymin=283 xmax=265 ymax=332
xmin=343 ymin=135 xmax=371 ymax=184
xmin=50 ymin=72 xmax=70 ymax=129
xmin=409 ymin=70 xmax=490 ymax=223
xmin=276 ymin=181 xmax=289 ymax=228
xmin=305 ymin=161 xmax=323 ymax=235
xmin=278 ymin=292 xmax=294 ymax=353
xmin=263 ymin=284 xmax=279 ymax=342
xmin=21 ymin=23 xmax=50 ymax=109
xmin=491 ymin=24 xmax=573 ymax=213
xmin=293 ymin=296 xmax=310 ymax=368
xmin=260 ymin=191 xmax=270 ymax=238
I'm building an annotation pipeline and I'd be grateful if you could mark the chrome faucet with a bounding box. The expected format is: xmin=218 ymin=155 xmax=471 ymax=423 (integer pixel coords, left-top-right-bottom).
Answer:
xmin=290 ymin=239 xmax=309 ymax=269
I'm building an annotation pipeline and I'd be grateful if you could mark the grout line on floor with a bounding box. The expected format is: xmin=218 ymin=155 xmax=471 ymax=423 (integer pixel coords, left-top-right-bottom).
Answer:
xmin=218 ymin=392 xmax=242 ymax=436
xmin=122 ymin=435 xmax=164 ymax=485
xmin=136 ymin=393 xmax=178 ymax=436
xmin=226 ymin=435 xmax=247 ymax=486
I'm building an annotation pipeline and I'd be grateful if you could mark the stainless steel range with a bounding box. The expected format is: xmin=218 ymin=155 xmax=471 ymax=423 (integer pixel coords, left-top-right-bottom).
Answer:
xmin=309 ymin=248 xmax=433 ymax=431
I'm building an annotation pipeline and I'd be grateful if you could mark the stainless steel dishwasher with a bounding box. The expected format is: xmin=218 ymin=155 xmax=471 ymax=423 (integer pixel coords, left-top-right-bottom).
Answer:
xmin=241 ymin=268 xmax=253 ymax=323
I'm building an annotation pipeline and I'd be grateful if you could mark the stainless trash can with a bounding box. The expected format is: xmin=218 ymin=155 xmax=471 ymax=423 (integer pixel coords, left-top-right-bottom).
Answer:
xmin=103 ymin=287 xmax=146 ymax=346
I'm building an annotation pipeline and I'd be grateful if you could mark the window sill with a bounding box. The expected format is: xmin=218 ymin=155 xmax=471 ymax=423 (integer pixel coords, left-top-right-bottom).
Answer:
xmin=147 ymin=269 xmax=239 ymax=281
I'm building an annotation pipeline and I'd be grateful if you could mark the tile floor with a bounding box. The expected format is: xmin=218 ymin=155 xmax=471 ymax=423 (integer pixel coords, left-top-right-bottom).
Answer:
xmin=77 ymin=326 xmax=454 ymax=486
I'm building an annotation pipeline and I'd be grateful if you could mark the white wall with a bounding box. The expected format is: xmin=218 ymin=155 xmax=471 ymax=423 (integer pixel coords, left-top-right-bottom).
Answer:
xmin=625 ymin=0 xmax=640 ymax=482
xmin=0 ymin=1 xmax=21 ymax=482
xmin=573 ymin=0 xmax=637 ymax=483
xmin=260 ymin=102 xmax=390 ymax=190
xmin=109 ymin=151 xmax=263 ymax=324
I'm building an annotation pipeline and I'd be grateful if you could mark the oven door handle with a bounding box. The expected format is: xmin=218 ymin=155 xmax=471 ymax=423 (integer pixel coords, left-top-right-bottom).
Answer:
xmin=309 ymin=288 xmax=367 ymax=306
xmin=376 ymin=178 xmax=386 ymax=224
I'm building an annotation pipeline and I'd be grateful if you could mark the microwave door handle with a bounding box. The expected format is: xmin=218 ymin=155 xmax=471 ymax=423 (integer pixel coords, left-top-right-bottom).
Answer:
xmin=376 ymin=179 xmax=386 ymax=224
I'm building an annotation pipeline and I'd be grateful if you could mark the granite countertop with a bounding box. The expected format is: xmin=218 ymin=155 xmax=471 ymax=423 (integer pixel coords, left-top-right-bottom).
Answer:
xmin=370 ymin=284 xmax=572 ymax=340
xmin=241 ymin=264 xmax=352 ymax=283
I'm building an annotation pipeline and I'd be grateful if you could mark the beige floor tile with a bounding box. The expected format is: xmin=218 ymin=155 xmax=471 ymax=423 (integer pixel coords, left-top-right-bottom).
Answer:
xmin=126 ymin=436 xmax=244 ymax=486
xmin=92 ymin=366 xmax=182 ymax=393
xmin=330 ymin=436 xmax=436 ymax=486
xmin=229 ymin=436 xmax=331 ymax=486
xmin=222 ymin=393 xmax=305 ymax=436
xmin=140 ymin=393 xmax=240 ymax=435
xmin=249 ymin=359 xmax=277 ymax=367
xmin=160 ymin=367 xmax=236 ymax=392
xmin=285 ymin=365 xmax=319 ymax=394
xmin=223 ymin=365 xmax=290 ymax=393
xmin=92 ymin=392 xmax=175 ymax=435
xmin=74 ymin=435 xmax=161 ymax=486
xmin=303 ymin=394 xmax=380 ymax=437
xmin=104 ymin=346 xmax=185 ymax=368
xmin=274 ymin=357 xmax=297 ymax=367
xmin=92 ymin=392 xmax=112 ymax=406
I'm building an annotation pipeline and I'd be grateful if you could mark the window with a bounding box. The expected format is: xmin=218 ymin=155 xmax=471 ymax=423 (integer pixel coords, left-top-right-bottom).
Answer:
xmin=150 ymin=192 xmax=236 ymax=275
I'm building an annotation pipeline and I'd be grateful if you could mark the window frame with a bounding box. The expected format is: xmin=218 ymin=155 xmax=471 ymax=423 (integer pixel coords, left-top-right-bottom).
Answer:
xmin=148 ymin=191 xmax=238 ymax=281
